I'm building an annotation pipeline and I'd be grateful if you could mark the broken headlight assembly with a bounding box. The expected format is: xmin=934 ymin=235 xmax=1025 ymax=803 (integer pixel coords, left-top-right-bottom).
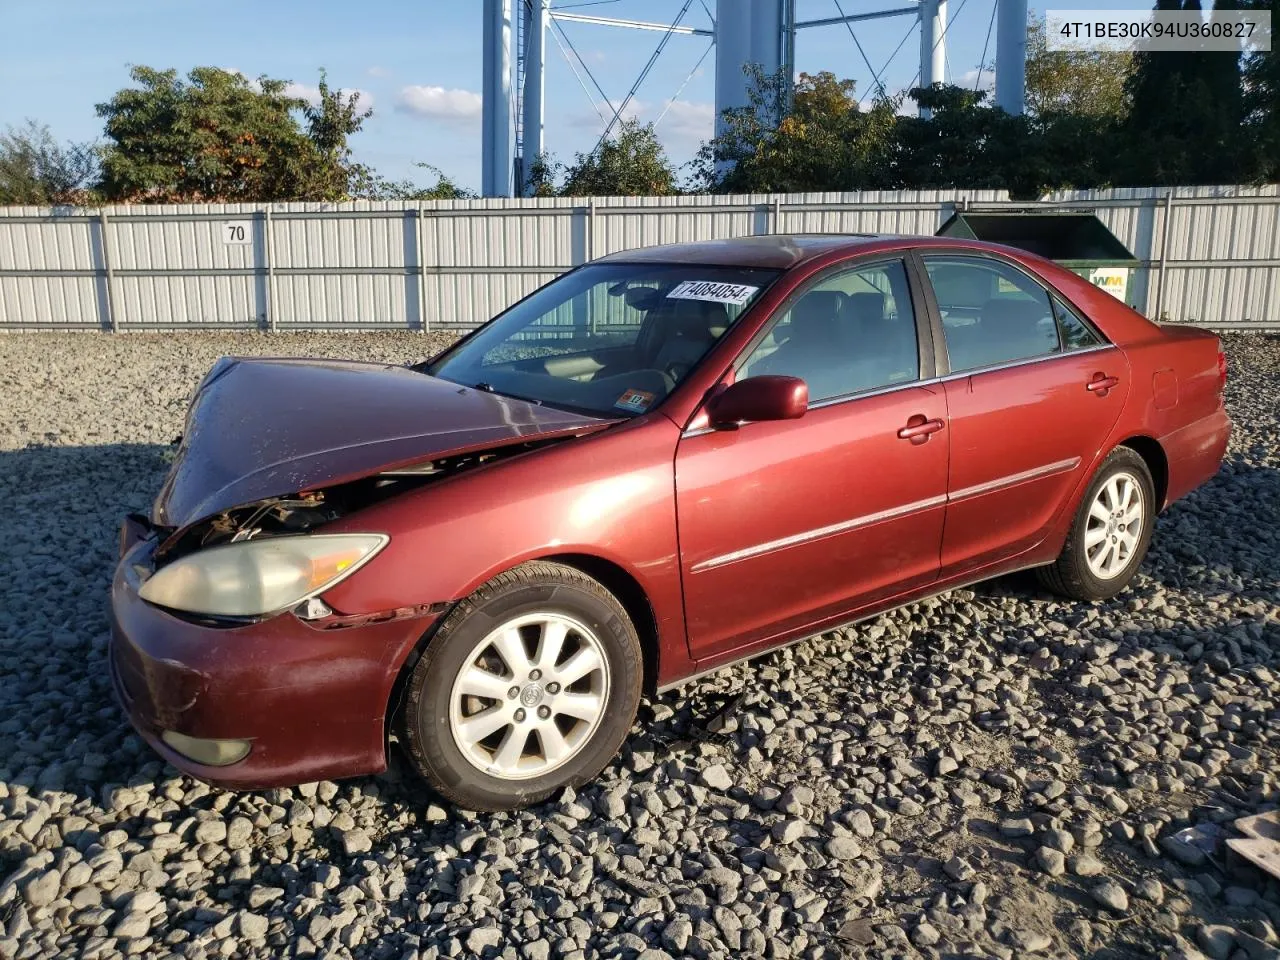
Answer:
xmin=138 ymin=533 xmax=389 ymax=618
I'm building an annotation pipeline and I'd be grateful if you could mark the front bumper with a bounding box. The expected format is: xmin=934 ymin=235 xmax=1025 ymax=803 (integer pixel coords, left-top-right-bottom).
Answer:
xmin=109 ymin=528 xmax=437 ymax=790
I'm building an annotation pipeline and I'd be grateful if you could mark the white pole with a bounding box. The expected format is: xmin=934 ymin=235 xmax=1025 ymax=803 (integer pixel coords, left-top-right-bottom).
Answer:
xmin=482 ymin=0 xmax=515 ymax=197
xmin=995 ymin=0 xmax=1027 ymax=114
xmin=521 ymin=0 xmax=547 ymax=194
xmin=918 ymin=0 xmax=945 ymax=117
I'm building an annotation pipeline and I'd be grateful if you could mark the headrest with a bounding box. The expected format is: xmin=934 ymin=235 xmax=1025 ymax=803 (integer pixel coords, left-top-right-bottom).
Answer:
xmin=790 ymin=291 xmax=845 ymax=339
xmin=980 ymin=297 xmax=1042 ymax=334
xmin=846 ymin=291 xmax=886 ymax=324
xmin=665 ymin=298 xmax=728 ymax=342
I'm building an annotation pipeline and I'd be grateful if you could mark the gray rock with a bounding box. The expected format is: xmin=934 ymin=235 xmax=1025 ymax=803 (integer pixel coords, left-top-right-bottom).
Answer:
xmin=236 ymin=912 xmax=269 ymax=939
xmin=467 ymin=926 xmax=503 ymax=954
xmin=912 ymin=922 xmax=940 ymax=947
xmin=20 ymin=871 xmax=60 ymax=909
xmin=112 ymin=912 xmax=151 ymax=939
xmin=193 ymin=820 xmax=227 ymax=844
xmin=826 ymin=837 xmax=862 ymax=860
xmin=1069 ymin=853 xmax=1105 ymax=877
xmin=1092 ymin=880 xmax=1129 ymax=914
xmin=1196 ymin=925 xmax=1236 ymax=960
xmin=700 ymin=764 xmax=733 ymax=791
xmin=1034 ymin=846 xmax=1066 ymax=877
xmin=338 ymin=828 xmax=372 ymax=856
xmin=662 ymin=918 xmax=693 ymax=953
xmin=772 ymin=819 xmax=805 ymax=844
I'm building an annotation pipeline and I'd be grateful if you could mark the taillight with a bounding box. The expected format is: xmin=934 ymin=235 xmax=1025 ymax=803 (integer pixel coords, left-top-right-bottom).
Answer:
xmin=1217 ymin=348 xmax=1228 ymax=388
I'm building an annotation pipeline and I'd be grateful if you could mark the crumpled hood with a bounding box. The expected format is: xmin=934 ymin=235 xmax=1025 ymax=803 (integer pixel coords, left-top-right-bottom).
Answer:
xmin=153 ymin=356 xmax=610 ymax=528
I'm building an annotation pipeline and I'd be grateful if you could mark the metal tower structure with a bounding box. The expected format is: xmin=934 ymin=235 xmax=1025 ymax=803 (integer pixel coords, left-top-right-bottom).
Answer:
xmin=481 ymin=0 xmax=1029 ymax=197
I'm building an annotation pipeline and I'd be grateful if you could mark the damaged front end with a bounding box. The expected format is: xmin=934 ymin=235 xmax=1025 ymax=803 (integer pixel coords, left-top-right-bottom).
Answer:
xmin=151 ymin=440 xmax=564 ymax=565
xmin=124 ymin=439 xmax=577 ymax=632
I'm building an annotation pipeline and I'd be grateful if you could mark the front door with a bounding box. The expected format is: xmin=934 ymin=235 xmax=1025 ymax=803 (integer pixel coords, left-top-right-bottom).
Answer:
xmin=675 ymin=257 xmax=950 ymax=662
xmin=919 ymin=254 xmax=1130 ymax=574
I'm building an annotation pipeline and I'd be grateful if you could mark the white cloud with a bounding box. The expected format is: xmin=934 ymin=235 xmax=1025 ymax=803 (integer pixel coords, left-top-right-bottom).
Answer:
xmin=956 ymin=68 xmax=996 ymax=93
xmin=284 ymin=82 xmax=375 ymax=111
xmin=396 ymin=85 xmax=484 ymax=123
xmin=367 ymin=66 xmax=391 ymax=78
xmin=655 ymin=100 xmax=715 ymax=143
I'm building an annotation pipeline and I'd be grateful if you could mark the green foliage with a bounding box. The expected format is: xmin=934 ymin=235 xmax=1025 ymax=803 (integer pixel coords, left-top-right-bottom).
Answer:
xmin=96 ymin=66 xmax=316 ymax=201
xmin=1114 ymin=0 xmax=1254 ymax=185
xmin=692 ymin=69 xmax=901 ymax=193
xmin=1238 ymin=0 xmax=1279 ymax=180
xmin=561 ymin=120 xmax=678 ymax=196
xmin=354 ymin=163 xmax=477 ymax=201
xmin=695 ymin=1 xmax=1275 ymax=198
xmin=94 ymin=65 xmax=381 ymax=202
xmin=1025 ymin=16 xmax=1133 ymax=117
xmin=300 ymin=71 xmax=374 ymax=201
xmin=0 ymin=120 xmax=100 ymax=205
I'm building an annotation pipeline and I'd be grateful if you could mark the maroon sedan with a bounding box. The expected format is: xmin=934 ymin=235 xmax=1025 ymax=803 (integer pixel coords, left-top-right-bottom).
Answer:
xmin=111 ymin=235 xmax=1230 ymax=810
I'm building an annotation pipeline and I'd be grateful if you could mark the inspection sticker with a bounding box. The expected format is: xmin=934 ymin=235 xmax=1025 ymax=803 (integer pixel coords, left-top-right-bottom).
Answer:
xmin=614 ymin=388 xmax=656 ymax=413
xmin=666 ymin=280 xmax=759 ymax=306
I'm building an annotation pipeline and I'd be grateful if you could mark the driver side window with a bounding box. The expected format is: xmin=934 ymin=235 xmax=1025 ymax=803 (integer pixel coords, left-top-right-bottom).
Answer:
xmin=740 ymin=259 xmax=920 ymax=403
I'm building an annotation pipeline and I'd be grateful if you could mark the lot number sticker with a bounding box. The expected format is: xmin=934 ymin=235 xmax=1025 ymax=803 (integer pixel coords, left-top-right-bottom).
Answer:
xmin=221 ymin=221 xmax=253 ymax=245
xmin=666 ymin=280 xmax=759 ymax=306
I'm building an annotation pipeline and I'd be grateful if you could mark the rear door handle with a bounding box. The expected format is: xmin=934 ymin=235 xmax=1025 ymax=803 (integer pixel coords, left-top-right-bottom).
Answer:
xmin=898 ymin=415 xmax=945 ymax=444
xmin=1086 ymin=373 xmax=1121 ymax=395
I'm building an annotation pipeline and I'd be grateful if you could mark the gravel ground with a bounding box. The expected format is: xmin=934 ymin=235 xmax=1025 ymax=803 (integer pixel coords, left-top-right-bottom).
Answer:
xmin=0 ymin=331 xmax=1277 ymax=960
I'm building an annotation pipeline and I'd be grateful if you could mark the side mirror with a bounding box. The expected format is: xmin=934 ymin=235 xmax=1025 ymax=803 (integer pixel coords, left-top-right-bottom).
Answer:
xmin=705 ymin=375 xmax=808 ymax=429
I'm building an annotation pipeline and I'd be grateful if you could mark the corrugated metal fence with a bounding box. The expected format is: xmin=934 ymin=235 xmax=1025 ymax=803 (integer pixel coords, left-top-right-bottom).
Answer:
xmin=1 ymin=185 xmax=1276 ymax=332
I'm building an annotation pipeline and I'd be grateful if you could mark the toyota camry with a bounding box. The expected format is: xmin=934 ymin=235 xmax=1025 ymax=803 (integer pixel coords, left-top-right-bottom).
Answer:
xmin=110 ymin=235 xmax=1231 ymax=810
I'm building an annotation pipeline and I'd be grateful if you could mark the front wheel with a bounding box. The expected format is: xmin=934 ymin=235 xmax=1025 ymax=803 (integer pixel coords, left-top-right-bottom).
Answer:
xmin=399 ymin=561 xmax=642 ymax=811
xmin=1036 ymin=447 xmax=1156 ymax=601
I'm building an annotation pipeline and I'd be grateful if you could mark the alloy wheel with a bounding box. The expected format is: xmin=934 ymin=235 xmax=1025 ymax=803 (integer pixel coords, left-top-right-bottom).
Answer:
xmin=1084 ymin=471 xmax=1144 ymax=580
xmin=448 ymin=612 xmax=610 ymax=780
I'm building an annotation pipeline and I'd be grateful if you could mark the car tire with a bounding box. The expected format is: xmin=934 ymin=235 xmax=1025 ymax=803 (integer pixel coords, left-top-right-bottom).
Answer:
xmin=399 ymin=561 xmax=642 ymax=811
xmin=1036 ymin=447 xmax=1156 ymax=602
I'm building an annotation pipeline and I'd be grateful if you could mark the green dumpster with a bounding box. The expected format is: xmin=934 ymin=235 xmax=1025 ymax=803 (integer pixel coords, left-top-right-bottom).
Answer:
xmin=936 ymin=211 xmax=1141 ymax=309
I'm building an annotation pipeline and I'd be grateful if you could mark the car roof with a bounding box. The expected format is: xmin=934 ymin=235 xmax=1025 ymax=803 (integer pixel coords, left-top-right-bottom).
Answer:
xmin=593 ymin=234 xmax=901 ymax=270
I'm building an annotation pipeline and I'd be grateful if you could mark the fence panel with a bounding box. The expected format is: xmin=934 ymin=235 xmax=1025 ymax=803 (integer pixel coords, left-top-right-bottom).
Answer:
xmin=1 ymin=187 xmax=1277 ymax=331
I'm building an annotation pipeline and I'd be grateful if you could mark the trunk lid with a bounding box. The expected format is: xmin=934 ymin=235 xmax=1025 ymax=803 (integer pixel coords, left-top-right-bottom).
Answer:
xmin=153 ymin=356 xmax=610 ymax=528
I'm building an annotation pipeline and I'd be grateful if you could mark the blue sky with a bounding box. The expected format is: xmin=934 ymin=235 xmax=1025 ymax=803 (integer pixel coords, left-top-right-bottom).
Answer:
xmin=1 ymin=0 xmax=1111 ymax=192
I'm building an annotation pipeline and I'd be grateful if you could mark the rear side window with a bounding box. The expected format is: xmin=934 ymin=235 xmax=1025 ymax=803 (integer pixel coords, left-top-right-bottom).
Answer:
xmin=741 ymin=259 xmax=920 ymax=403
xmin=923 ymin=257 xmax=1059 ymax=372
xmin=1052 ymin=294 xmax=1103 ymax=350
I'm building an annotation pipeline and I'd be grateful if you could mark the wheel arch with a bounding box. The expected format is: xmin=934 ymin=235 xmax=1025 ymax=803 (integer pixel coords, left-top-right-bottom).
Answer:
xmin=383 ymin=551 xmax=664 ymax=752
xmin=539 ymin=552 xmax=662 ymax=696
xmin=1117 ymin=435 xmax=1169 ymax=510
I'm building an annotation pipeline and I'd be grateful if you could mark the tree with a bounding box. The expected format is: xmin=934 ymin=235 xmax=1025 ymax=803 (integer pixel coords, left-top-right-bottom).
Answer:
xmin=353 ymin=163 xmax=477 ymax=201
xmin=1115 ymin=0 xmax=1252 ymax=185
xmin=1025 ymin=16 xmax=1132 ymax=117
xmin=692 ymin=68 xmax=900 ymax=193
xmin=1239 ymin=0 xmax=1279 ymax=179
xmin=0 ymin=120 xmax=100 ymax=204
xmin=561 ymin=119 xmax=678 ymax=196
xmin=299 ymin=71 xmax=373 ymax=200
xmin=95 ymin=66 xmax=376 ymax=202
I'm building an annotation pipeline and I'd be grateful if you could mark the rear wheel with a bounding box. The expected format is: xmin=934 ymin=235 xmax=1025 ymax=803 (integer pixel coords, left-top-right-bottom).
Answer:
xmin=399 ymin=562 xmax=642 ymax=811
xmin=1036 ymin=447 xmax=1156 ymax=601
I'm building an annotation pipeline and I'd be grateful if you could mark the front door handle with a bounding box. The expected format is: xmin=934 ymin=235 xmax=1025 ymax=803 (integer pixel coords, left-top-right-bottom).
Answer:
xmin=898 ymin=415 xmax=945 ymax=444
xmin=1086 ymin=373 xmax=1120 ymax=395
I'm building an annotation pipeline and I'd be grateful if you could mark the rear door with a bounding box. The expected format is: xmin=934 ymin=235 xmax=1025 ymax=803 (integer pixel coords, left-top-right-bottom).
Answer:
xmin=674 ymin=256 xmax=949 ymax=661
xmin=918 ymin=254 xmax=1130 ymax=575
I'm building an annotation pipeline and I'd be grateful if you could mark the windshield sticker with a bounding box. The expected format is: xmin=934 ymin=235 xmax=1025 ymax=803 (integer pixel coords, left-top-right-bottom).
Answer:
xmin=666 ymin=280 xmax=759 ymax=306
xmin=614 ymin=388 xmax=656 ymax=413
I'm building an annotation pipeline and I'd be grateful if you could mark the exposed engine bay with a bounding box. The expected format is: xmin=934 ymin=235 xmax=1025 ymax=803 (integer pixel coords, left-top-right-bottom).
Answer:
xmin=152 ymin=438 xmax=572 ymax=566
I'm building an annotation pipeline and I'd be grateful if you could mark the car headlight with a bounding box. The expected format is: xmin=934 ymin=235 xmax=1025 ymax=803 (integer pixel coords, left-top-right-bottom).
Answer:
xmin=138 ymin=534 xmax=389 ymax=618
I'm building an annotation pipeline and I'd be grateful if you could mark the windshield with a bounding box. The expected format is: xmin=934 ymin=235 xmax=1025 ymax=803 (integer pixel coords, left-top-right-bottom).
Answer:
xmin=427 ymin=262 xmax=780 ymax=417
